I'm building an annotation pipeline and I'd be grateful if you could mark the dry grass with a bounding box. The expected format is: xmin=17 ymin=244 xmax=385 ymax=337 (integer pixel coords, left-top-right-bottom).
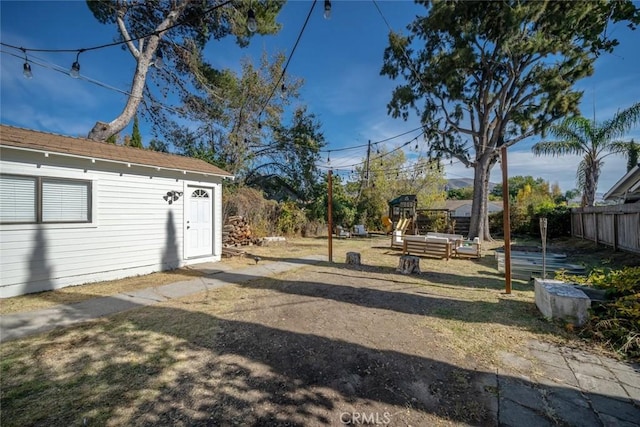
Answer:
xmin=0 ymin=269 xmax=206 ymax=315
xmin=1 ymin=235 xmax=623 ymax=426
xmin=0 ymin=238 xmax=330 ymax=315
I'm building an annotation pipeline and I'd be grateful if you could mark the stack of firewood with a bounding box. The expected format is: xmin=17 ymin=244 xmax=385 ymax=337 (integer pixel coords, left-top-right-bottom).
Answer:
xmin=223 ymin=215 xmax=261 ymax=247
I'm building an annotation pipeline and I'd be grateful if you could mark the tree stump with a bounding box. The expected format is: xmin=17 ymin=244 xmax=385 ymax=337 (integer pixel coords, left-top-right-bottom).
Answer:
xmin=397 ymin=255 xmax=420 ymax=274
xmin=346 ymin=252 xmax=361 ymax=265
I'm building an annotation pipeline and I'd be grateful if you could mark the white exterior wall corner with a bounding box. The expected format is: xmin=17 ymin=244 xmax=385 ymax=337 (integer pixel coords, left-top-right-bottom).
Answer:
xmin=0 ymin=148 xmax=224 ymax=298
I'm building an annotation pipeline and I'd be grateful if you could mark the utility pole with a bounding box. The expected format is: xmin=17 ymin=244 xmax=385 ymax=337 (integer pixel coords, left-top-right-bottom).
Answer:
xmin=328 ymin=169 xmax=333 ymax=263
xmin=365 ymin=139 xmax=371 ymax=187
xmin=357 ymin=139 xmax=372 ymax=200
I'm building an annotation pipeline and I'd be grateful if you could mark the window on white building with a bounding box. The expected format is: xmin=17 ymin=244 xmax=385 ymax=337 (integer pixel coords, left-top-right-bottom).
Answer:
xmin=0 ymin=175 xmax=36 ymax=223
xmin=0 ymin=174 xmax=91 ymax=224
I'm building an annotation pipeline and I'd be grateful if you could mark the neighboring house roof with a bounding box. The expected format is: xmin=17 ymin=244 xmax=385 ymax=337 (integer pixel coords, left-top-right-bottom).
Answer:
xmin=603 ymin=164 xmax=640 ymax=203
xmin=433 ymin=200 xmax=504 ymax=211
xmin=0 ymin=124 xmax=233 ymax=178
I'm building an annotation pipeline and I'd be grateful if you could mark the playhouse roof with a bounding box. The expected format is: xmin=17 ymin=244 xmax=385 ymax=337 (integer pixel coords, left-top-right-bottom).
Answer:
xmin=389 ymin=194 xmax=417 ymax=206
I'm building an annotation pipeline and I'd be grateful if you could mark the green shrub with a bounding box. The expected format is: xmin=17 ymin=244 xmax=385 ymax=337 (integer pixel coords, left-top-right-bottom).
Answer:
xmin=530 ymin=205 xmax=571 ymax=238
xmin=276 ymin=202 xmax=307 ymax=236
xmin=555 ymin=267 xmax=640 ymax=359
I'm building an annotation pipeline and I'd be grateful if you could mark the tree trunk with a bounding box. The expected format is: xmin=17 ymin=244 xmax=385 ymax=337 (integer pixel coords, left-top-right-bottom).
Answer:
xmin=583 ymin=164 xmax=600 ymax=207
xmin=468 ymin=154 xmax=493 ymax=241
xmin=346 ymin=252 xmax=361 ymax=265
xmin=88 ymin=52 xmax=153 ymax=141
xmin=86 ymin=3 xmax=185 ymax=142
xmin=397 ymin=255 xmax=420 ymax=274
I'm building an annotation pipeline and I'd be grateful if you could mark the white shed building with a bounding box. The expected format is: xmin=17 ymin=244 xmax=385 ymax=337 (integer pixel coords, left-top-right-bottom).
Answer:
xmin=0 ymin=125 xmax=233 ymax=298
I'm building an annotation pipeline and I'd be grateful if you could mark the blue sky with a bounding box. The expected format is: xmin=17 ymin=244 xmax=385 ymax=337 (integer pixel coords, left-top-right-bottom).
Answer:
xmin=1 ymin=1 xmax=639 ymax=194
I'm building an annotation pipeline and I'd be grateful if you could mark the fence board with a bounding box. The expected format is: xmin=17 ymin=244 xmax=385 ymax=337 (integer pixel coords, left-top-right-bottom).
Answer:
xmin=571 ymin=205 xmax=640 ymax=254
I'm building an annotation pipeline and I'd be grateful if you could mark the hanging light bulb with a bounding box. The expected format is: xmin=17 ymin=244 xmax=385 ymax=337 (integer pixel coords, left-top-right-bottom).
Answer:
xmin=247 ymin=8 xmax=258 ymax=33
xmin=154 ymin=50 xmax=164 ymax=69
xmin=70 ymin=61 xmax=80 ymax=78
xmin=21 ymin=48 xmax=32 ymax=79
xmin=70 ymin=51 xmax=82 ymax=78
xmin=323 ymin=0 xmax=331 ymax=19
xmin=23 ymin=62 xmax=33 ymax=79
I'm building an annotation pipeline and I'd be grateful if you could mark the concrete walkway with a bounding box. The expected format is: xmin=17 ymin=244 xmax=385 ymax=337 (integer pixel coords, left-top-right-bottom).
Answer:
xmin=0 ymin=255 xmax=325 ymax=343
xmin=496 ymin=340 xmax=640 ymax=426
xmin=1 ymin=254 xmax=638 ymax=426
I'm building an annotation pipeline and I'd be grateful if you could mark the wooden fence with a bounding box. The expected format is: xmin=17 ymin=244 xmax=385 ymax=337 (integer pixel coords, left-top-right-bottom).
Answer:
xmin=571 ymin=204 xmax=640 ymax=254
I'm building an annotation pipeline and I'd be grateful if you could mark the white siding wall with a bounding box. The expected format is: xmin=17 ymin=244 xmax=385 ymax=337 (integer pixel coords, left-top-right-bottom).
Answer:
xmin=0 ymin=150 xmax=224 ymax=297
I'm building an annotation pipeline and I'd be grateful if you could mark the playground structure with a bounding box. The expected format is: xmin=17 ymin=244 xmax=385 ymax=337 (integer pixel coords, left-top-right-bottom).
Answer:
xmin=388 ymin=195 xmax=418 ymax=234
xmin=387 ymin=194 xmax=459 ymax=237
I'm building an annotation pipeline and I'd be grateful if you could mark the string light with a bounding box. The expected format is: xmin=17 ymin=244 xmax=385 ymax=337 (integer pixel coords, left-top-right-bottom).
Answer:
xmin=21 ymin=48 xmax=32 ymax=79
xmin=23 ymin=62 xmax=32 ymax=79
xmin=69 ymin=50 xmax=83 ymax=78
xmin=323 ymin=0 xmax=332 ymax=19
xmin=257 ymin=0 xmax=326 ymax=120
xmin=3 ymin=0 xmax=235 ymax=82
xmin=247 ymin=8 xmax=258 ymax=33
xmin=154 ymin=50 xmax=164 ymax=69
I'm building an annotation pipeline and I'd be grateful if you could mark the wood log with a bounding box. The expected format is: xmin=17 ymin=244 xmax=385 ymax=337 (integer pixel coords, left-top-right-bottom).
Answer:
xmin=397 ymin=255 xmax=420 ymax=274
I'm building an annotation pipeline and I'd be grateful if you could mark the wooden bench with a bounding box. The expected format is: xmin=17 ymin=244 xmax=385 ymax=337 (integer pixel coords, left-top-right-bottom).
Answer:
xmin=403 ymin=236 xmax=451 ymax=259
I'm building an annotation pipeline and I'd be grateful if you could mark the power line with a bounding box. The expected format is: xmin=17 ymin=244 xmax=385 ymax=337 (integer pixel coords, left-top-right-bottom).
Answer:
xmin=318 ymin=125 xmax=424 ymax=153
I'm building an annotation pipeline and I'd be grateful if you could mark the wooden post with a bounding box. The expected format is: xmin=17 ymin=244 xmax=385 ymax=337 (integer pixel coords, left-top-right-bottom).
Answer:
xmin=328 ymin=169 xmax=333 ymax=263
xmin=501 ymin=146 xmax=512 ymax=294
xmin=613 ymin=213 xmax=618 ymax=251
xmin=594 ymin=212 xmax=598 ymax=246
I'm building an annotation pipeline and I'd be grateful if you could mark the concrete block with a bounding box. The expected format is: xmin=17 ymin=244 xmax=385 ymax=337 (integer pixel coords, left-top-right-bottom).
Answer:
xmin=534 ymin=279 xmax=591 ymax=326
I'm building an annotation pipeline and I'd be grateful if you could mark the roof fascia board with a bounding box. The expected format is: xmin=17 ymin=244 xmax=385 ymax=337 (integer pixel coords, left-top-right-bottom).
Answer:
xmin=0 ymin=144 xmax=234 ymax=180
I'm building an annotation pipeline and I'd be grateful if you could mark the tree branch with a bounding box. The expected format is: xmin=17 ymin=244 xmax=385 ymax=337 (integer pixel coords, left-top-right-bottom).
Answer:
xmin=117 ymin=12 xmax=140 ymax=59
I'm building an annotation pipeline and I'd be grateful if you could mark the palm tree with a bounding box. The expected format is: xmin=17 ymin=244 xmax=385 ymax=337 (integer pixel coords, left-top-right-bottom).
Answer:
xmin=532 ymin=102 xmax=640 ymax=207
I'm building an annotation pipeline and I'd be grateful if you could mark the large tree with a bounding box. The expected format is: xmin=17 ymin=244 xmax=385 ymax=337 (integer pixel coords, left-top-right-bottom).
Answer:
xmin=381 ymin=0 xmax=639 ymax=240
xmin=167 ymin=50 xmax=324 ymax=200
xmin=532 ymin=102 xmax=640 ymax=206
xmin=86 ymin=0 xmax=284 ymax=141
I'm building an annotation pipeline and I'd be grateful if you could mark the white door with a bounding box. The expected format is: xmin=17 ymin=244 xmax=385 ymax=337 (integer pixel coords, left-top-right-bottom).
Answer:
xmin=186 ymin=188 xmax=213 ymax=258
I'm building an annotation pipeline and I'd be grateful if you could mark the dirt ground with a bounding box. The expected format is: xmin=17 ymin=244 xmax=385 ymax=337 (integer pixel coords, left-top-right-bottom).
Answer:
xmin=1 ymin=236 xmax=632 ymax=426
